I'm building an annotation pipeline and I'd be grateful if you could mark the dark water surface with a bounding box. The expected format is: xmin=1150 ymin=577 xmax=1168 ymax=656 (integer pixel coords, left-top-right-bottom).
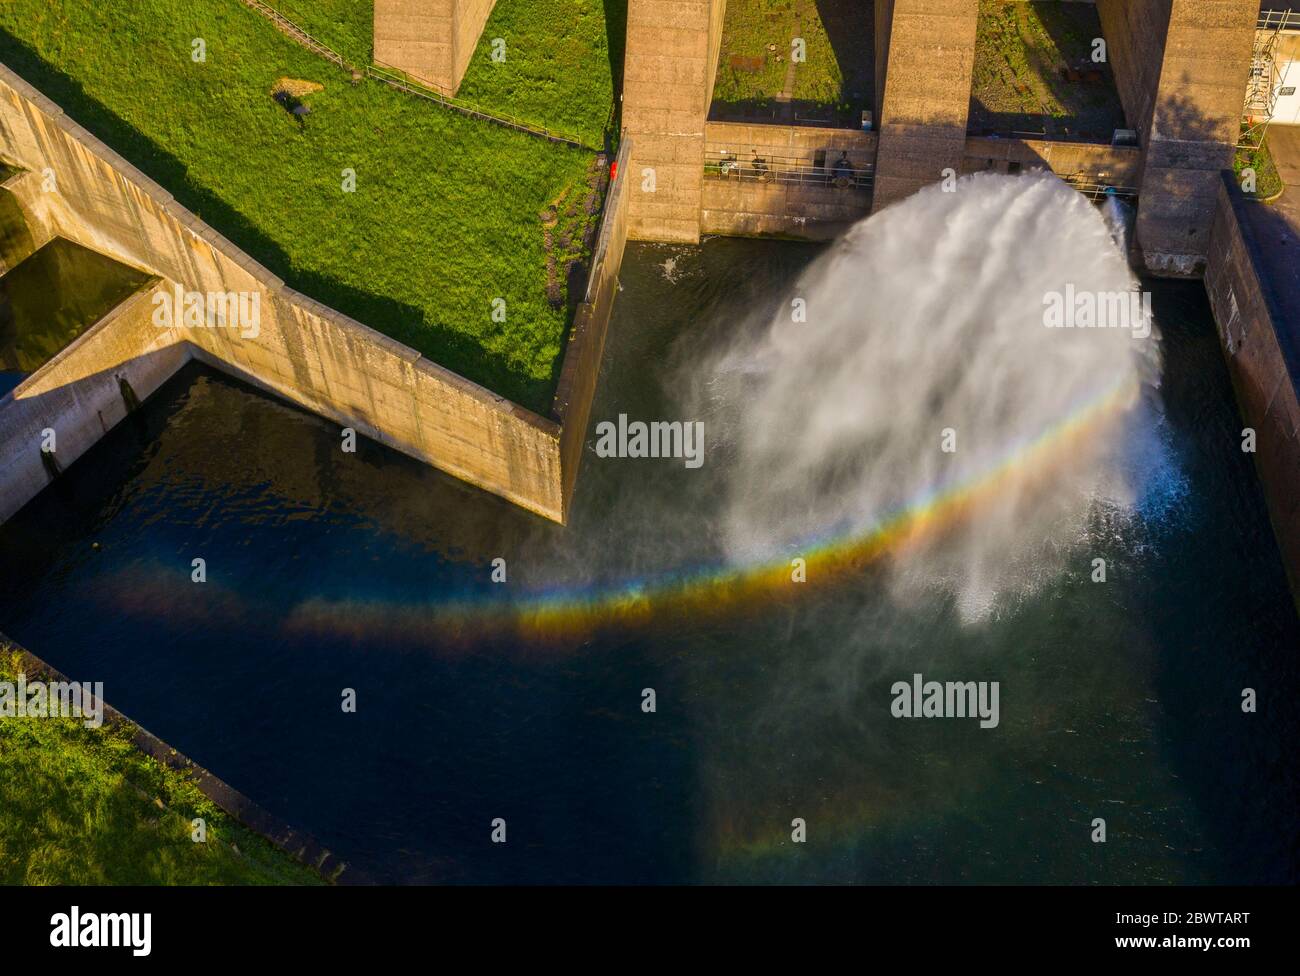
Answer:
xmin=0 ymin=236 xmax=151 ymax=395
xmin=0 ymin=239 xmax=1296 ymax=883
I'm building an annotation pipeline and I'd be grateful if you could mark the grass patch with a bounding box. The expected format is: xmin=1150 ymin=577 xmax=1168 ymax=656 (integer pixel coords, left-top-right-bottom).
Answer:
xmin=970 ymin=0 xmax=1126 ymax=140
xmin=0 ymin=0 xmax=604 ymax=412
xmin=458 ymin=0 xmax=622 ymax=149
xmin=710 ymin=0 xmax=871 ymax=126
xmin=1235 ymin=137 xmax=1284 ymax=200
xmin=272 ymin=0 xmax=373 ymax=67
xmin=0 ymin=646 xmax=323 ymax=884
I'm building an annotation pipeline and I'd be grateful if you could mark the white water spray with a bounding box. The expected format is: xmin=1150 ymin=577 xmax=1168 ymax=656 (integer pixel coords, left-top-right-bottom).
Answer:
xmin=710 ymin=173 xmax=1170 ymax=618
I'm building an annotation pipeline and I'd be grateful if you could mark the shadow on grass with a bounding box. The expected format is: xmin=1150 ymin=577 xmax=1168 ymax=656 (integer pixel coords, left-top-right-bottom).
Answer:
xmin=603 ymin=0 xmax=627 ymax=144
xmin=0 ymin=28 xmax=561 ymax=414
xmin=967 ymin=0 xmax=1126 ymax=142
xmin=708 ymin=0 xmax=874 ymax=129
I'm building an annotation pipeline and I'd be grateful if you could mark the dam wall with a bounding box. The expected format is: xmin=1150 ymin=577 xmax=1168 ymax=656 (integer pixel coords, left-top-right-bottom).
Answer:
xmin=0 ymin=280 xmax=190 ymax=525
xmin=1098 ymin=0 xmax=1257 ymax=275
xmin=374 ymin=0 xmax=498 ymax=95
xmin=961 ymin=138 xmax=1143 ymax=187
xmin=701 ymin=123 xmax=876 ymax=238
xmin=623 ymin=0 xmax=726 ymax=243
xmin=0 ymin=62 xmax=578 ymax=523
xmin=1204 ymin=174 xmax=1300 ymax=608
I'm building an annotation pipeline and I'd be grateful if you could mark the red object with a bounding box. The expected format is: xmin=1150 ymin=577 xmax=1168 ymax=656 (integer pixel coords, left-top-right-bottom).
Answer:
xmin=609 ymin=160 xmax=618 ymax=183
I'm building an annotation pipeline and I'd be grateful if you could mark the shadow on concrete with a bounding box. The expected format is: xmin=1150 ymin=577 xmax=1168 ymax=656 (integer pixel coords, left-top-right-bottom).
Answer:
xmin=603 ymin=0 xmax=627 ymax=141
xmin=708 ymin=0 xmax=874 ymax=129
xmin=967 ymin=0 xmax=1126 ymax=142
xmin=1237 ymin=190 xmax=1300 ymax=378
xmin=0 ymin=28 xmax=566 ymax=415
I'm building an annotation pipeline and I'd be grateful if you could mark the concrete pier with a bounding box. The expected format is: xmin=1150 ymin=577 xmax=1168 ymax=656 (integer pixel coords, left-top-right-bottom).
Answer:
xmin=373 ymin=0 xmax=498 ymax=94
xmin=871 ymin=0 xmax=979 ymax=212
xmin=1097 ymin=0 xmax=1258 ymax=275
xmin=623 ymin=0 xmax=726 ymax=243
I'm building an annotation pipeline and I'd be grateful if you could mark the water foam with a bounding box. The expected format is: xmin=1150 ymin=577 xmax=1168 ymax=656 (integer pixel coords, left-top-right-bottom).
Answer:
xmin=707 ymin=173 xmax=1167 ymax=618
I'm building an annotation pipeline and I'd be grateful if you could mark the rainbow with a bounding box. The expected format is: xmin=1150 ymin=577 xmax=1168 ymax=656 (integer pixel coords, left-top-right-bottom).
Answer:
xmin=281 ymin=375 xmax=1144 ymax=646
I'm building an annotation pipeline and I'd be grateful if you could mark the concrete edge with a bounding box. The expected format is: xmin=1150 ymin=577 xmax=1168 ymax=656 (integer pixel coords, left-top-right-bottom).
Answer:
xmin=0 ymin=632 xmax=351 ymax=884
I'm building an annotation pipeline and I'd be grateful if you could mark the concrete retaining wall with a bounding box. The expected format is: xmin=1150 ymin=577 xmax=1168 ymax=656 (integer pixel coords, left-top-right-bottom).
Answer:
xmin=1204 ymin=173 xmax=1300 ymax=609
xmin=552 ymin=139 xmax=631 ymax=518
xmin=0 ymin=61 xmax=602 ymax=524
xmin=0 ymin=279 xmax=190 ymax=524
xmin=701 ymin=122 xmax=876 ymax=237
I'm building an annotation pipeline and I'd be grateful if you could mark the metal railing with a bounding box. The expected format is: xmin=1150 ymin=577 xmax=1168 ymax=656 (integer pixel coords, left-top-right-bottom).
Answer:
xmin=366 ymin=62 xmax=593 ymax=150
xmin=703 ymin=150 xmax=874 ymax=190
xmin=1258 ymin=9 xmax=1300 ymax=30
xmin=1064 ymin=178 xmax=1138 ymax=202
xmin=1240 ymin=9 xmax=1300 ymax=148
xmin=240 ymin=0 xmax=353 ymax=72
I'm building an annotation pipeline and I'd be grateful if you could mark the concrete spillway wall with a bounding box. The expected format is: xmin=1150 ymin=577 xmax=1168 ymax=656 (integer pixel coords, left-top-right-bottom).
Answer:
xmin=1204 ymin=173 xmax=1300 ymax=610
xmin=0 ymin=63 xmax=630 ymax=525
xmin=961 ymin=138 xmax=1143 ymax=187
xmin=624 ymin=0 xmax=727 ymax=243
xmin=0 ymin=279 xmax=189 ymax=525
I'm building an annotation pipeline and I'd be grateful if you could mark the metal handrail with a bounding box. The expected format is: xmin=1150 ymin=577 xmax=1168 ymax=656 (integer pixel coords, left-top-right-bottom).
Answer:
xmin=1259 ymin=9 xmax=1300 ymax=30
xmin=366 ymin=61 xmax=594 ymax=150
xmin=240 ymin=0 xmax=353 ymax=71
xmin=704 ymin=150 xmax=873 ymax=189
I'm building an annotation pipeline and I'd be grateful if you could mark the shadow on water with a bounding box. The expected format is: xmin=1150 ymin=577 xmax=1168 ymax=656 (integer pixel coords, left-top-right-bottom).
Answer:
xmin=1135 ymin=280 xmax=1300 ymax=884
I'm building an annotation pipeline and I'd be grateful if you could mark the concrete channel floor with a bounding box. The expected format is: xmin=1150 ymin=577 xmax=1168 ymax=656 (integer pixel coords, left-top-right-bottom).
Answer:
xmin=1242 ymin=125 xmax=1300 ymax=371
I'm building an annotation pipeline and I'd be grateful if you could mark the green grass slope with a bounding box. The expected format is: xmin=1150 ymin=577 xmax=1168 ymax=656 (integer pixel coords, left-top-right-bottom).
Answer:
xmin=0 ymin=648 xmax=323 ymax=885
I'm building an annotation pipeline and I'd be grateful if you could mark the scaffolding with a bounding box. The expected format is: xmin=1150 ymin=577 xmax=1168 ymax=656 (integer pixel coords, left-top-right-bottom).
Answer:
xmin=1242 ymin=9 xmax=1300 ymax=149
